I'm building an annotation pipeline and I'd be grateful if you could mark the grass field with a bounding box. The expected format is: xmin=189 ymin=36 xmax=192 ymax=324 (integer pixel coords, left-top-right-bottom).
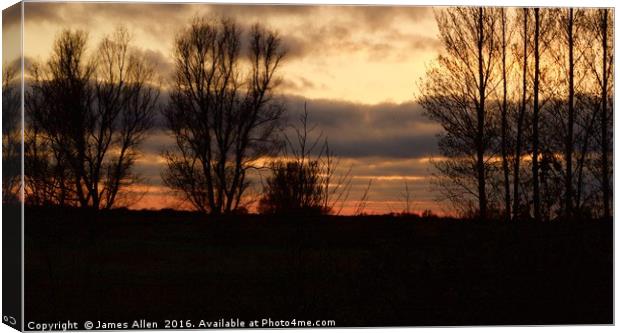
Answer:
xmin=24 ymin=208 xmax=612 ymax=327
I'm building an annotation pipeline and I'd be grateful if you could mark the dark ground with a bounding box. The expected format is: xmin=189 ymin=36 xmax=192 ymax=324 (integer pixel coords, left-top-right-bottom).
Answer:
xmin=24 ymin=208 xmax=613 ymax=328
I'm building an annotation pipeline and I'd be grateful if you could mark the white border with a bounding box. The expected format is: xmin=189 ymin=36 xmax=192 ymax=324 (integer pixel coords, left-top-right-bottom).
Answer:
xmin=0 ymin=1 xmax=617 ymax=333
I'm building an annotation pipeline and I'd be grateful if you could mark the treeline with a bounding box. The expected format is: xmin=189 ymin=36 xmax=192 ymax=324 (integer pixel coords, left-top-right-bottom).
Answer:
xmin=418 ymin=8 xmax=613 ymax=221
xmin=2 ymin=16 xmax=352 ymax=215
xmin=2 ymin=8 xmax=614 ymax=219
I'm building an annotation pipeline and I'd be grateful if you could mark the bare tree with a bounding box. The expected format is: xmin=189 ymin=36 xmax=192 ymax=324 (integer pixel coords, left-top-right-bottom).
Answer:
xmin=400 ymin=181 xmax=413 ymax=215
xmin=353 ymin=179 xmax=373 ymax=216
xmin=26 ymin=27 xmax=159 ymax=209
xmin=259 ymin=103 xmax=352 ymax=215
xmin=587 ymin=9 xmax=614 ymax=218
xmin=420 ymin=7 xmax=612 ymax=220
xmin=531 ymin=8 xmax=547 ymax=222
xmin=259 ymin=105 xmax=325 ymax=215
xmin=418 ymin=7 xmax=500 ymax=220
xmin=498 ymin=8 xmax=512 ymax=221
xmin=529 ymin=8 xmax=562 ymax=221
xmin=96 ymin=29 xmax=160 ymax=209
xmin=163 ymin=17 xmax=285 ymax=215
xmin=573 ymin=93 xmax=598 ymax=212
xmin=512 ymin=8 xmax=530 ymax=220
xmin=26 ymin=30 xmax=94 ymax=207
xmin=2 ymin=64 xmax=21 ymax=204
xmin=556 ymin=8 xmax=586 ymax=217
xmin=564 ymin=9 xmax=577 ymax=216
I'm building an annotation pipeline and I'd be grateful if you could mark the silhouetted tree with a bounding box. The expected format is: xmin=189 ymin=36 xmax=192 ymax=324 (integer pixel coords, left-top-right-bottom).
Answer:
xmin=162 ymin=17 xmax=285 ymax=215
xmin=96 ymin=29 xmax=159 ymax=208
xmin=542 ymin=8 xmax=604 ymax=219
xmin=573 ymin=93 xmax=599 ymax=213
xmin=530 ymin=9 xmax=564 ymax=221
xmin=528 ymin=8 xmax=559 ymax=221
xmin=512 ymin=8 xmax=530 ymax=220
xmin=259 ymin=161 xmax=325 ymax=215
xmin=498 ymin=8 xmax=512 ymax=221
xmin=26 ymin=27 xmax=159 ymax=209
xmin=418 ymin=7 xmax=500 ymax=220
xmin=531 ymin=8 xmax=543 ymax=222
xmin=2 ymin=64 xmax=21 ymax=204
xmin=259 ymin=103 xmax=352 ymax=215
xmin=554 ymin=8 xmax=587 ymax=217
xmin=587 ymin=8 xmax=614 ymax=219
xmin=420 ymin=7 xmax=612 ymax=220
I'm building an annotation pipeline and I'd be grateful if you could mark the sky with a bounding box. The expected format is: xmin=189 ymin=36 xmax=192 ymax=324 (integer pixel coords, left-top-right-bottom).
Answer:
xmin=11 ymin=2 xmax=449 ymax=214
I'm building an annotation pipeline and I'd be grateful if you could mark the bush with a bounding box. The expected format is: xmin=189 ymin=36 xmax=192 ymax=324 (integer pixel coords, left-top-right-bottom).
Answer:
xmin=258 ymin=160 xmax=328 ymax=215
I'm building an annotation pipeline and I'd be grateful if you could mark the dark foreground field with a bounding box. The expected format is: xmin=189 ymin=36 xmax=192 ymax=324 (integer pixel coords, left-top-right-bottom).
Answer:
xmin=25 ymin=208 xmax=612 ymax=327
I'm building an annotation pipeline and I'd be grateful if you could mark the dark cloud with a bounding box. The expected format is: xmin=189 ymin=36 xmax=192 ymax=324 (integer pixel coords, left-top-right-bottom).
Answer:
xmin=279 ymin=95 xmax=440 ymax=159
xmin=203 ymin=4 xmax=317 ymax=18
xmin=139 ymin=94 xmax=439 ymax=162
xmin=139 ymin=130 xmax=173 ymax=156
xmin=24 ymin=3 xmax=187 ymax=26
xmin=282 ymin=96 xmax=435 ymax=128
xmin=329 ymin=135 xmax=438 ymax=159
xmin=131 ymin=48 xmax=175 ymax=81
xmin=278 ymin=34 xmax=308 ymax=59
xmin=346 ymin=5 xmax=433 ymax=28
xmin=280 ymin=76 xmax=321 ymax=91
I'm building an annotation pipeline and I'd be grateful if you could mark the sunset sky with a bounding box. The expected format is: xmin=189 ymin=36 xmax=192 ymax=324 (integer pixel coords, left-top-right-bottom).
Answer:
xmin=8 ymin=2 xmax=449 ymax=214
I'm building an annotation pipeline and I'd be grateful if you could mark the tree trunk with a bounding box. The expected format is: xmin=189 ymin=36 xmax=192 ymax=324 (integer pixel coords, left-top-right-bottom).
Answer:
xmin=532 ymin=8 xmax=541 ymax=222
xmin=565 ymin=8 xmax=575 ymax=217
xmin=601 ymin=9 xmax=611 ymax=219
xmin=500 ymin=9 xmax=511 ymax=222
xmin=513 ymin=8 xmax=528 ymax=221
xmin=476 ymin=7 xmax=487 ymax=220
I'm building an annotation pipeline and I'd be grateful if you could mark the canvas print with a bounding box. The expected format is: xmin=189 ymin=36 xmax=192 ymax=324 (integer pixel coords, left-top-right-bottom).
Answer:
xmin=1 ymin=1 xmax=614 ymax=330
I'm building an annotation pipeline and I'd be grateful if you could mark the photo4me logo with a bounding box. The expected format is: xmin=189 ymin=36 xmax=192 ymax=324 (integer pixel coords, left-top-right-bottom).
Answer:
xmin=197 ymin=318 xmax=336 ymax=328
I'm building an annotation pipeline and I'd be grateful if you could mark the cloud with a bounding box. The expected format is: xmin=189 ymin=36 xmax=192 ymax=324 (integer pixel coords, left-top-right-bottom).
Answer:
xmin=140 ymin=94 xmax=439 ymax=170
xmin=203 ymin=4 xmax=317 ymax=18
xmin=279 ymin=95 xmax=440 ymax=158
xmin=24 ymin=3 xmax=438 ymax=63
xmin=345 ymin=5 xmax=433 ymax=29
xmin=275 ymin=6 xmax=435 ymax=61
xmin=24 ymin=3 xmax=187 ymax=26
xmin=24 ymin=3 xmax=190 ymax=47
xmin=131 ymin=48 xmax=175 ymax=82
xmin=280 ymin=76 xmax=321 ymax=91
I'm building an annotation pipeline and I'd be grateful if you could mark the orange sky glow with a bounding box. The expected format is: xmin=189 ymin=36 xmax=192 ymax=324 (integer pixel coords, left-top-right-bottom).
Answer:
xmin=9 ymin=2 xmax=454 ymax=215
